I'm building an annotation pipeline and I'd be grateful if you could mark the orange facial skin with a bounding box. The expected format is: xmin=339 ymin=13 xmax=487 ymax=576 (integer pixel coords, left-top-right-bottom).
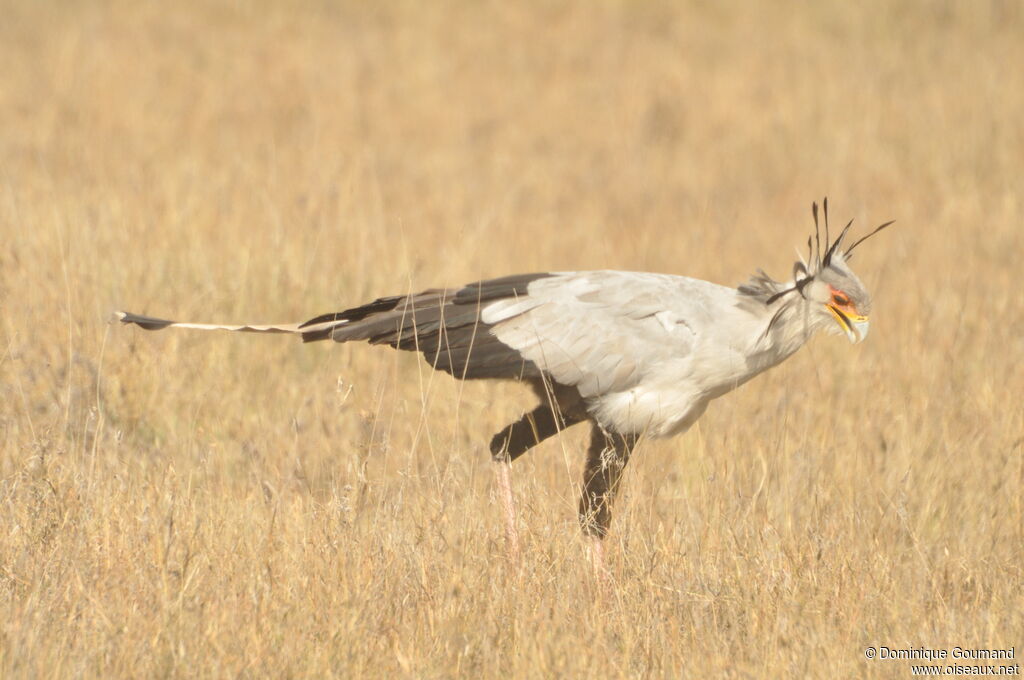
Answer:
xmin=828 ymin=285 xmax=857 ymax=313
xmin=826 ymin=284 xmax=868 ymax=334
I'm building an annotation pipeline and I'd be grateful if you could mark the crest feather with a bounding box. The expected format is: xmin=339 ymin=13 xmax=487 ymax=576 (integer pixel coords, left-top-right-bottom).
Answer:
xmin=749 ymin=198 xmax=892 ymax=307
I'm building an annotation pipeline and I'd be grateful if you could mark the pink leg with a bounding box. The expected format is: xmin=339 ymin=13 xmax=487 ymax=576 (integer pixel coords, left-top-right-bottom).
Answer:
xmin=589 ymin=535 xmax=606 ymax=578
xmin=493 ymin=460 xmax=520 ymax=559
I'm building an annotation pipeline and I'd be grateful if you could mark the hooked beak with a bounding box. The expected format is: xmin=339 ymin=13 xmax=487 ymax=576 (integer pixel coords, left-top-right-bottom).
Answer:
xmin=827 ymin=305 xmax=870 ymax=344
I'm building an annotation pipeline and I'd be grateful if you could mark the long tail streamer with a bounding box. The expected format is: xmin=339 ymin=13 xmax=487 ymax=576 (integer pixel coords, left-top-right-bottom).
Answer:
xmin=113 ymin=311 xmax=343 ymax=337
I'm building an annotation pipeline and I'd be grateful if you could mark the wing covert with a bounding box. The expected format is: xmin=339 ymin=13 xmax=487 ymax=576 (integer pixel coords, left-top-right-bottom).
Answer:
xmin=488 ymin=271 xmax=708 ymax=397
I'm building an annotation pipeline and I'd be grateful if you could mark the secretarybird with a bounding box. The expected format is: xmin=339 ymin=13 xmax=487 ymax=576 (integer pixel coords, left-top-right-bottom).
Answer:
xmin=117 ymin=199 xmax=891 ymax=568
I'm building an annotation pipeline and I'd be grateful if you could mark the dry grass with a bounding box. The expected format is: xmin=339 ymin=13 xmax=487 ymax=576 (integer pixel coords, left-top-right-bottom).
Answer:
xmin=2 ymin=1 xmax=1022 ymax=677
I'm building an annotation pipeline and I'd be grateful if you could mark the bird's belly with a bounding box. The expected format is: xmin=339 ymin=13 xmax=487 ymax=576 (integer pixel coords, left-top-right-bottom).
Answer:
xmin=589 ymin=386 xmax=708 ymax=438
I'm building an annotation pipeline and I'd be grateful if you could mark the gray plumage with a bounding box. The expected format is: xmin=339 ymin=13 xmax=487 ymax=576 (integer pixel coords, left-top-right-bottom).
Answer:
xmin=116 ymin=199 xmax=891 ymax=541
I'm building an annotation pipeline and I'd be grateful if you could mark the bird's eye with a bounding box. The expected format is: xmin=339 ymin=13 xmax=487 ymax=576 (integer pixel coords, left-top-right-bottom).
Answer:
xmin=832 ymin=293 xmax=850 ymax=306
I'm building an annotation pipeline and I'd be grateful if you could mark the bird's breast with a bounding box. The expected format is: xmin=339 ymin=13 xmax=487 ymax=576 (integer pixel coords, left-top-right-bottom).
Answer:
xmin=588 ymin=382 xmax=709 ymax=438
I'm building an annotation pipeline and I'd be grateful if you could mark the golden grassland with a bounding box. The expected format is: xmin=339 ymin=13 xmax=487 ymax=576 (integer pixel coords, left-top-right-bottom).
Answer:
xmin=1 ymin=1 xmax=1021 ymax=677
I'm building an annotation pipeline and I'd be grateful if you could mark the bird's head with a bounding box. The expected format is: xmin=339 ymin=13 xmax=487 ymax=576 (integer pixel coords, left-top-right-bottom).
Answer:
xmin=800 ymin=251 xmax=873 ymax=343
xmin=741 ymin=199 xmax=892 ymax=344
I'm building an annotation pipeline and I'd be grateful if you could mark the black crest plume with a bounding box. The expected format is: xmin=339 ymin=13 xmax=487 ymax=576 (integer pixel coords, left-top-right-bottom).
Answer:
xmin=765 ymin=198 xmax=894 ymax=306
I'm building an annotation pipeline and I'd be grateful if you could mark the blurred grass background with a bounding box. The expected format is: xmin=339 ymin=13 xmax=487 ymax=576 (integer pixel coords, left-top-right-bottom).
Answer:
xmin=1 ymin=1 xmax=1021 ymax=677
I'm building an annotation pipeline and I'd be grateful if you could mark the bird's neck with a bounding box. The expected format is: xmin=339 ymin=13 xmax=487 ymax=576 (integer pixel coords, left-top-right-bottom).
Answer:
xmin=735 ymin=271 xmax=835 ymax=373
xmin=748 ymin=295 xmax=828 ymax=372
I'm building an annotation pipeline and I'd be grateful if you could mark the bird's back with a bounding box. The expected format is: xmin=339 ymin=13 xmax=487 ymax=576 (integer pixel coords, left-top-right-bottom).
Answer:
xmin=301 ymin=269 xmax=773 ymax=436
